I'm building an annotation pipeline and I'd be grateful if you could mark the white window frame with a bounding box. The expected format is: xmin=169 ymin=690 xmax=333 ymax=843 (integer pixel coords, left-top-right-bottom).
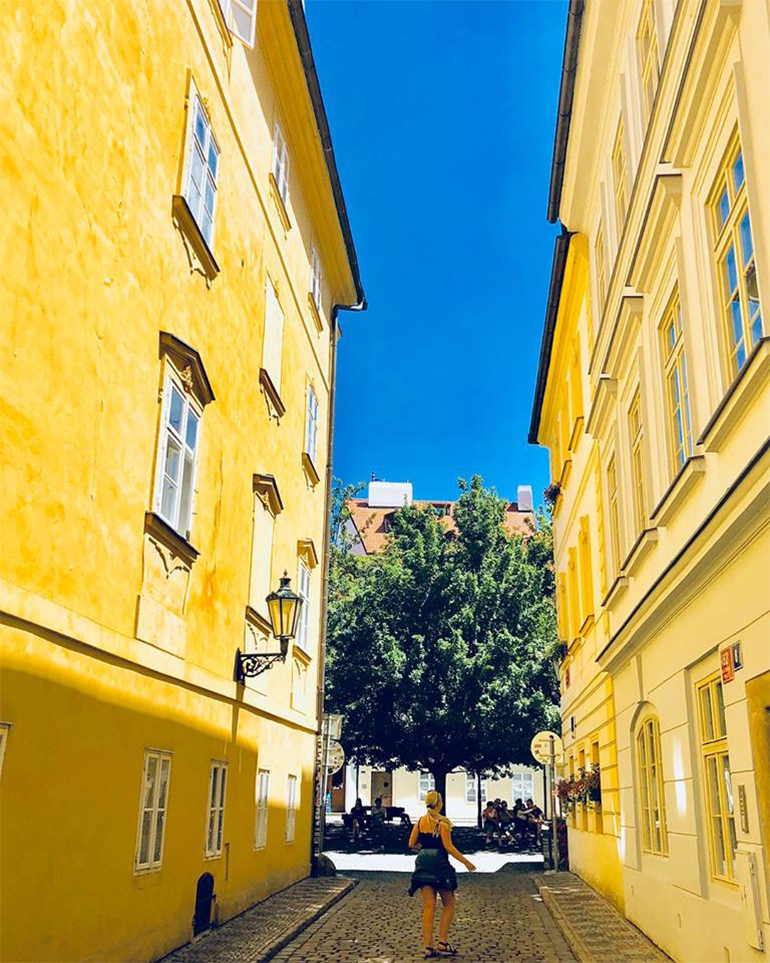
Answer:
xmin=304 ymin=381 xmax=319 ymax=466
xmin=216 ymin=0 xmax=257 ymax=48
xmin=255 ymin=769 xmax=270 ymax=849
xmin=419 ymin=771 xmax=435 ymax=802
xmin=0 ymin=724 xmax=10 ymax=780
xmin=154 ymin=364 xmax=203 ymax=540
xmin=272 ymin=122 xmax=290 ymax=207
xmin=310 ymin=248 xmax=322 ymax=314
xmin=135 ymin=749 xmax=172 ymax=873
xmin=465 ymin=772 xmax=477 ymax=804
xmin=205 ymin=761 xmax=228 ymax=858
xmin=286 ymin=774 xmax=298 ymax=842
xmin=512 ymin=771 xmax=535 ymax=802
xmin=182 ymin=82 xmax=220 ymax=250
xmin=296 ymin=560 xmax=311 ymax=654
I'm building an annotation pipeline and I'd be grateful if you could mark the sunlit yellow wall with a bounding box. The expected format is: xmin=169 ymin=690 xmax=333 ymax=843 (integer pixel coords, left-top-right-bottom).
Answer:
xmin=0 ymin=1 xmax=358 ymax=960
xmin=538 ymin=1 xmax=770 ymax=960
xmin=538 ymin=235 xmax=624 ymax=910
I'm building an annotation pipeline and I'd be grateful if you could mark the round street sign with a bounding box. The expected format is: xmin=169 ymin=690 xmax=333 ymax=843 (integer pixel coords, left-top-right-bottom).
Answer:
xmin=531 ymin=730 xmax=564 ymax=766
xmin=326 ymin=740 xmax=345 ymax=775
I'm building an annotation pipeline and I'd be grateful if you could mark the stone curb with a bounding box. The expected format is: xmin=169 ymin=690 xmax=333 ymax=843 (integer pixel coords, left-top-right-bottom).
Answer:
xmin=533 ymin=873 xmax=672 ymax=963
xmin=256 ymin=877 xmax=358 ymax=963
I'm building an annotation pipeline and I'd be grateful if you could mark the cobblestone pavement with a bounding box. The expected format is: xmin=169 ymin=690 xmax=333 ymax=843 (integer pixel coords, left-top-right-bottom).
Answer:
xmin=272 ymin=867 xmax=577 ymax=963
xmin=535 ymin=873 xmax=672 ymax=963
xmin=161 ymin=876 xmax=355 ymax=963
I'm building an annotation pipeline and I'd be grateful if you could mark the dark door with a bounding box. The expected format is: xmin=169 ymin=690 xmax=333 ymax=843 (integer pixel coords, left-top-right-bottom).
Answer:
xmin=193 ymin=873 xmax=215 ymax=936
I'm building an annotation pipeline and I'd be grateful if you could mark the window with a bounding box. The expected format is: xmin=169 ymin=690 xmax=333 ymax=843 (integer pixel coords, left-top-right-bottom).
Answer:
xmin=263 ymin=277 xmax=285 ymax=395
xmin=567 ymin=549 xmax=579 ymax=639
xmin=595 ymin=224 xmax=607 ymax=319
xmin=636 ymin=716 xmax=668 ymax=854
xmin=296 ymin=560 xmax=311 ymax=653
xmin=310 ymin=248 xmax=322 ymax=314
xmin=136 ymin=750 xmax=171 ymax=871
xmin=272 ymin=122 xmax=290 ymax=207
xmin=710 ymin=135 xmax=763 ymax=376
xmin=154 ymin=367 xmax=202 ymax=539
xmin=419 ymin=771 xmax=435 ymax=801
xmin=206 ymin=762 xmax=228 ymax=857
xmin=637 ymin=0 xmax=660 ymax=130
xmin=607 ymin=456 xmax=622 ymax=577
xmin=578 ymin=517 xmax=594 ymax=624
xmin=612 ymin=119 xmax=629 ymax=234
xmin=512 ymin=771 xmax=535 ymax=802
xmin=661 ymin=291 xmax=692 ymax=474
xmin=628 ymin=392 xmax=647 ymax=534
xmin=255 ymin=769 xmax=269 ymax=849
xmin=697 ymin=674 xmax=737 ymax=882
xmin=305 ymin=382 xmax=319 ymax=466
xmin=216 ymin=0 xmax=257 ymax=47
xmin=183 ymin=87 xmax=219 ymax=250
xmin=250 ymin=489 xmax=276 ymax=614
xmin=286 ymin=774 xmax=298 ymax=842
xmin=291 ymin=657 xmax=308 ymax=710
xmin=0 ymin=724 xmax=9 ymax=780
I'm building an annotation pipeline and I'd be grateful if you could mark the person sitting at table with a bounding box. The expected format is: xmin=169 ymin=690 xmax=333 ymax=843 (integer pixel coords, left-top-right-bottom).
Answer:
xmin=482 ymin=800 xmax=498 ymax=846
xmin=523 ymin=798 xmax=543 ymax=844
xmin=370 ymin=796 xmax=387 ymax=850
xmin=350 ymin=797 xmax=367 ymax=844
xmin=497 ymin=800 xmax=514 ymax=842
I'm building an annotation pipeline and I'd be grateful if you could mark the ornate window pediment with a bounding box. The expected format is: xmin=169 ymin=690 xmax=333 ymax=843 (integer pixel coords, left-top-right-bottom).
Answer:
xmin=159 ymin=332 xmax=215 ymax=409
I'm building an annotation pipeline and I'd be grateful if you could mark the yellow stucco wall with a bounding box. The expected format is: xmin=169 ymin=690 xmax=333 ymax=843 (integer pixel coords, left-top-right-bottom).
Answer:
xmin=0 ymin=2 xmax=358 ymax=960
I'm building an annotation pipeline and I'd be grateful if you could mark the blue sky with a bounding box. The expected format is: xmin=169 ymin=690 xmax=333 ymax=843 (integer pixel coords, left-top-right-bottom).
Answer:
xmin=306 ymin=1 xmax=566 ymax=506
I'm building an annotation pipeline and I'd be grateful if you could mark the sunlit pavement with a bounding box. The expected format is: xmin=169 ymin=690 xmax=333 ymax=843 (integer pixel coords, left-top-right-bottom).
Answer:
xmin=271 ymin=863 xmax=576 ymax=963
xmin=324 ymin=850 xmax=545 ymax=874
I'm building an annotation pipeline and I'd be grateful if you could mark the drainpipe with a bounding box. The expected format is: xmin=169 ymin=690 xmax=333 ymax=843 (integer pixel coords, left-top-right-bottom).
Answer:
xmin=311 ymin=297 xmax=366 ymax=875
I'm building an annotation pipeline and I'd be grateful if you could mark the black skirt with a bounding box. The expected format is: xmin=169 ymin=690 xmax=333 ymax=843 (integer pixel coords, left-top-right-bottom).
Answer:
xmin=408 ymin=848 xmax=458 ymax=896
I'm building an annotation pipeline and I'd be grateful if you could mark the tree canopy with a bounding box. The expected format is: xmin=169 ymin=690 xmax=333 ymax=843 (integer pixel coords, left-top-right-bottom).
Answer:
xmin=325 ymin=476 xmax=559 ymax=805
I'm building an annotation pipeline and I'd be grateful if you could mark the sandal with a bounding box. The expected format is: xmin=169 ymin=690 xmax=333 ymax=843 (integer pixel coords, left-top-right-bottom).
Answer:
xmin=437 ymin=941 xmax=458 ymax=956
xmin=424 ymin=949 xmax=440 ymax=959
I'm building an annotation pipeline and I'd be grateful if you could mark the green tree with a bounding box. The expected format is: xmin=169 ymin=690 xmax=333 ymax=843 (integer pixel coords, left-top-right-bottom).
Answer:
xmin=325 ymin=476 xmax=560 ymax=812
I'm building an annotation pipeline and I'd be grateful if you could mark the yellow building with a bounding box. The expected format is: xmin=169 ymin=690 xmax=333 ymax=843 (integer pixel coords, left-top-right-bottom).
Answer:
xmin=0 ymin=1 xmax=364 ymax=961
xmin=530 ymin=1 xmax=769 ymax=961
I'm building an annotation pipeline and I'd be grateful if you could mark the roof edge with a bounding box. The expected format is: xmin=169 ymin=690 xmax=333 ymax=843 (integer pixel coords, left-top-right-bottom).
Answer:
xmin=546 ymin=0 xmax=585 ymax=224
xmin=286 ymin=0 xmax=365 ymax=306
xmin=528 ymin=229 xmax=573 ymax=445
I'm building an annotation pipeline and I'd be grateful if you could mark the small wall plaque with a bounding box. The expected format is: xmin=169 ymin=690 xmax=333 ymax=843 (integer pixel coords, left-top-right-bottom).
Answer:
xmin=732 ymin=640 xmax=743 ymax=671
xmin=721 ymin=646 xmax=735 ymax=683
xmin=738 ymin=784 xmax=749 ymax=833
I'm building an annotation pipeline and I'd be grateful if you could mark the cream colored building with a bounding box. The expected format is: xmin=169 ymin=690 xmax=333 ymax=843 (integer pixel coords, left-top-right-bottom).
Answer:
xmin=530 ymin=1 xmax=769 ymax=961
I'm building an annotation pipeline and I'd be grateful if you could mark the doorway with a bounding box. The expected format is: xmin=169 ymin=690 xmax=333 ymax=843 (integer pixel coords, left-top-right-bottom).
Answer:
xmin=193 ymin=872 xmax=215 ymax=936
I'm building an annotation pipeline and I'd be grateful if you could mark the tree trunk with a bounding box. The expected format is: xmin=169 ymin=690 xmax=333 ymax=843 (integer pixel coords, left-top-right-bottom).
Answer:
xmin=476 ymin=772 xmax=483 ymax=828
xmin=432 ymin=770 xmax=448 ymax=814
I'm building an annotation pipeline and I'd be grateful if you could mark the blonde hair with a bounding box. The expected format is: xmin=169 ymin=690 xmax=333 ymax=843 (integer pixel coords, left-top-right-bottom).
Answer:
xmin=423 ymin=790 xmax=453 ymax=835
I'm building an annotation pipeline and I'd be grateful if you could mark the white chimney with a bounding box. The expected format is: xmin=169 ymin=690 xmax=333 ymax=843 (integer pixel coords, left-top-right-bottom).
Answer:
xmin=517 ymin=485 xmax=534 ymax=512
xmin=368 ymin=481 xmax=413 ymax=508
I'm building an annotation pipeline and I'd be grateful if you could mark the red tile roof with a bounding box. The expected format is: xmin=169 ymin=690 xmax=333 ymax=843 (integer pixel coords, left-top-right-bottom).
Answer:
xmin=346 ymin=499 xmax=535 ymax=555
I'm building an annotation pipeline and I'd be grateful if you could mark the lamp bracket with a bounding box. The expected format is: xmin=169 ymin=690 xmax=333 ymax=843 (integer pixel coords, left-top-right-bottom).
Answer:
xmin=235 ymin=647 xmax=287 ymax=681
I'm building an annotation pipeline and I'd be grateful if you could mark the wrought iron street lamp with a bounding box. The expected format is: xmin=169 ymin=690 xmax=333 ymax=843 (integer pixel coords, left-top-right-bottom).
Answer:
xmin=235 ymin=572 xmax=301 ymax=681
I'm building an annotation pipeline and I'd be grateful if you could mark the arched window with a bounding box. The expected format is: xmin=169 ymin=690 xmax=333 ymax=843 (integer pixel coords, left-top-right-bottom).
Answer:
xmin=636 ymin=715 xmax=668 ymax=855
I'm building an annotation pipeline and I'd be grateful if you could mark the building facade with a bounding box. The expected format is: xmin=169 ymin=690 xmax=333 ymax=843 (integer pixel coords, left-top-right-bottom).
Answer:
xmin=337 ymin=480 xmax=544 ymax=823
xmin=530 ymin=1 xmax=769 ymax=961
xmin=0 ymin=2 xmax=363 ymax=961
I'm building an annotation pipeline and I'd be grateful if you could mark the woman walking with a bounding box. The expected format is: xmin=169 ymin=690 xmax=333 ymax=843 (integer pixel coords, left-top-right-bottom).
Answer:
xmin=408 ymin=790 xmax=476 ymax=958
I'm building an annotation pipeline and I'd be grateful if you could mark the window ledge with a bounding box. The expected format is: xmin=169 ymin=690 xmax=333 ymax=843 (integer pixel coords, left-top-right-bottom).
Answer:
xmin=308 ymin=293 xmax=324 ymax=333
xmin=650 ymin=456 xmax=706 ymax=526
xmin=302 ymin=451 xmax=320 ymax=487
xmin=601 ymin=574 xmax=629 ymax=609
xmin=578 ymin=613 xmax=595 ymax=637
xmin=559 ymin=457 xmax=573 ymax=491
xmin=569 ymin=416 xmax=585 ymax=455
xmin=696 ymin=337 xmax=769 ymax=453
xmin=621 ymin=527 xmax=659 ymax=576
xmin=293 ymin=644 xmax=312 ymax=665
xmin=269 ymin=173 xmax=291 ymax=232
xmin=245 ymin=605 xmax=272 ymax=636
xmin=172 ymin=194 xmax=220 ymax=279
xmin=145 ymin=511 xmax=199 ymax=566
xmin=259 ymin=368 xmax=286 ymax=420
xmin=585 ymin=376 xmax=617 ymax=438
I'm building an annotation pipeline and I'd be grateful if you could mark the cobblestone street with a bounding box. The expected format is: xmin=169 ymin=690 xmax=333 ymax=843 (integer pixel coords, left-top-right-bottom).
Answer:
xmin=272 ymin=867 xmax=576 ymax=963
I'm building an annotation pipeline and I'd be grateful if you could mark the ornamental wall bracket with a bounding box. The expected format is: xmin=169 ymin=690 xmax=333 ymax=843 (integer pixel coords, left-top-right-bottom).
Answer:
xmin=235 ymin=641 xmax=288 ymax=682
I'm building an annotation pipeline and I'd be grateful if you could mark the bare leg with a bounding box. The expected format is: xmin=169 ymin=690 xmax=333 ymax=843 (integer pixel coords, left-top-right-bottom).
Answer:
xmin=437 ymin=889 xmax=456 ymax=945
xmin=421 ymin=887 xmax=437 ymax=950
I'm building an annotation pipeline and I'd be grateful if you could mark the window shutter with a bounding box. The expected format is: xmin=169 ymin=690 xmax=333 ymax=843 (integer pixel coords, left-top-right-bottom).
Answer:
xmin=263 ymin=279 xmax=284 ymax=394
xmin=153 ymin=375 xmax=173 ymax=515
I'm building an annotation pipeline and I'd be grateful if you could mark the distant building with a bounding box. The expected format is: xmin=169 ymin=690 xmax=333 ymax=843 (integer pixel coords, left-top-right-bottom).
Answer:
xmin=332 ymin=481 xmax=543 ymax=822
